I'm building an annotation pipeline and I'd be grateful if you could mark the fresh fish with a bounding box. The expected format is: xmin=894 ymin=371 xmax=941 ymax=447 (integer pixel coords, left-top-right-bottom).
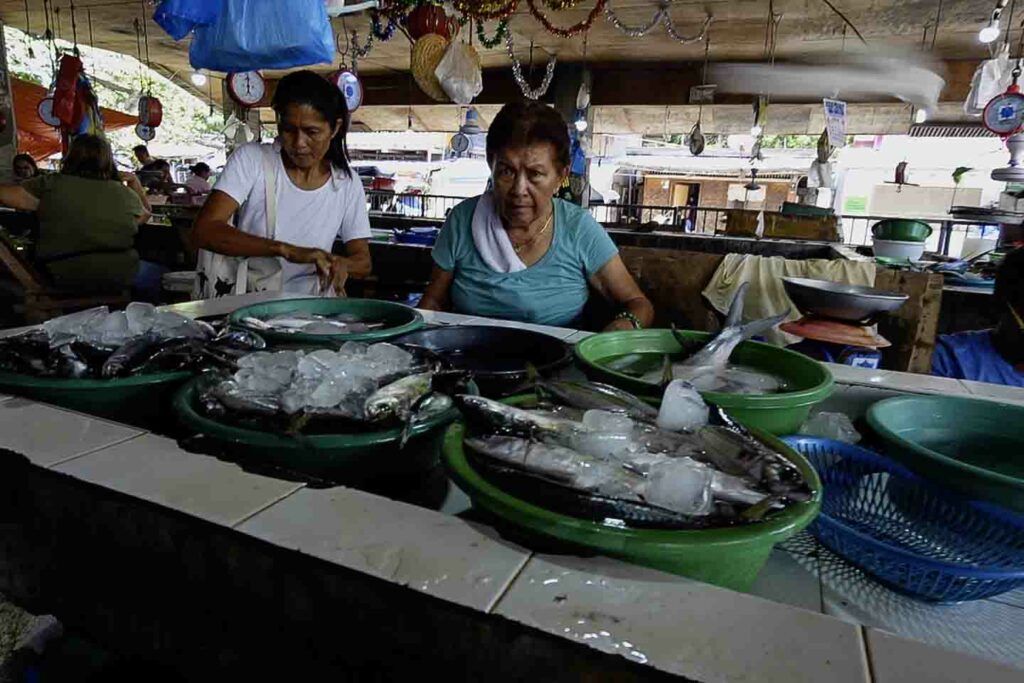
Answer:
xmin=364 ymin=372 xmax=433 ymax=423
xmin=210 ymin=328 xmax=266 ymax=352
xmin=210 ymin=380 xmax=281 ymax=415
xmin=455 ymin=395 xmax=584 ymax=446
xmin=100 ymin=333 xmax=172 ymax=378
xmin=243 ymin=313 xmax=384 ymax=335
xmin=48 ymin=345 xmax=90 ymax=378
xmin=669 ymin=282 xmax=789 ymax=385
xmin=69 ymin=341 xmax=116 ymax=374
xmin=133 ymin=338 xmax=207 ymax=374
xmin=537 ymin=379 xmax=659 ymax=424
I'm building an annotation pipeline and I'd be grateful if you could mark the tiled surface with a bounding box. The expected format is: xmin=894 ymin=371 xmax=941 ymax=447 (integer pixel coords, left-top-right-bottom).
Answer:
xmin=989 ymin=587 xmax=1024 ymax=610
xmin=237 ymin=486 xmax=531 ymax=612
xmin=494 ymin=555 xmax=870 ymax=683
xmin=819 ymin=545 xmax=1024 ymax=670
xmin=746 ymin=548 xmax=823 ymax=613
xmin=824 ymin=363 xmax=966 ymax=395
xmin=959 ymin=379 xmax=1024 ymax=406
xmin=54 ymin=434 xmax=305 ymax=527
xmin=0 ymin=399 xmax=145 ymax=468
xmin=866 ymin=628 xmax=1024 ymax=682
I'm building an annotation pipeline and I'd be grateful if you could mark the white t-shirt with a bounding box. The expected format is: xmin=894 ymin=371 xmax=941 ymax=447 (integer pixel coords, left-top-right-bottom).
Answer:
xmin=214 ymin=142 xmax=372 ymax=293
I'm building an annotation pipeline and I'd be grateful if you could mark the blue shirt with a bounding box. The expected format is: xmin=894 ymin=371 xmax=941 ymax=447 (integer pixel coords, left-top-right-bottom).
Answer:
xmin=432 ymin=197 xmax=619 ymax=327
xmin=931 ymin=329 xmax=1024 ymax=387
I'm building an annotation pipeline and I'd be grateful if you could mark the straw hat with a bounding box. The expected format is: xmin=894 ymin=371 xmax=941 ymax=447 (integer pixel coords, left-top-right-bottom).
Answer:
xmin=412 ymin=33 xmax=451 ymax=102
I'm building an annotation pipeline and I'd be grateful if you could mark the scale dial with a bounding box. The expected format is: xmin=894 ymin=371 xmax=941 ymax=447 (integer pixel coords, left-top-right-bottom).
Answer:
xmin=983 ymin=90 xmax=1024 ymax=136
xmin=228 ymin=71 xmax=266 ymax=108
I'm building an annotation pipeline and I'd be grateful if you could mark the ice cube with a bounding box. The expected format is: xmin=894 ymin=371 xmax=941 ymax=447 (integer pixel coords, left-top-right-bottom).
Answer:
xmin=338 ymin=341 xmax=369 ymax=357
xmin=92 ymin=311 xmax=131 ymax=346
xmin=365 ymin=343 xmax=412 ymax=368
xmin=42 ymin=306 xmax=109 ymax=346
xmin=656 ymin=380 xmax=709 ymax=432
xmin=582 ymin=410 xmax=634 ymax=436
xmin=643 ymin=458 xmax=714 ymax=516
xmin=234 ymin=368 xmax=286 ymax=394
xmin=572 ymin=431 xmax=638 ymax=460
xmin=238 ymin=351 xmax=274 ymax=369
xmin=296 ymin=349 xmax=337 ymax=379
xmin=125 ymin=302 xmax=157 ymax=335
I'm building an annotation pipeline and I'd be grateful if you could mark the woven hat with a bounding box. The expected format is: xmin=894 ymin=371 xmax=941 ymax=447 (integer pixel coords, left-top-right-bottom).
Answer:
xmin=412 ymin=33 xmax=451 ymax=102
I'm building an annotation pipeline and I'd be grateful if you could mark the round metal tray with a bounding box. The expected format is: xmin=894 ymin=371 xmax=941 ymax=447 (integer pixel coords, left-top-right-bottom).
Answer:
xmin=782 ymin=277 xmax=908 ymax=324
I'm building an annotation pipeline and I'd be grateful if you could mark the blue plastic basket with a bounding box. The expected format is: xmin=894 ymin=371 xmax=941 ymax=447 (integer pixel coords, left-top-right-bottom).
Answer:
xmin=784 ymin=436 xmax=1024 ymax=603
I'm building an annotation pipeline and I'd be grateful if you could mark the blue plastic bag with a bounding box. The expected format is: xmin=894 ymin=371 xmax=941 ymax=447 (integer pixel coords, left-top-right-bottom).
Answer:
xmin=153 ymin=0 xmax=221 ymax=41
xmin=189 ymin=0 xmax=334 ymax=72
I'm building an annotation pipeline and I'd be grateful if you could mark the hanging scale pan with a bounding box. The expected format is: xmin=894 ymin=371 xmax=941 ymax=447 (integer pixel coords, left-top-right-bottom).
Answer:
xmin=135 ymin=123 xmax=156 ymax=142
xmin=688 ymin=121 xmax=705 ymax=156
xmin=37 ymin=96 xmax=60 ymax=127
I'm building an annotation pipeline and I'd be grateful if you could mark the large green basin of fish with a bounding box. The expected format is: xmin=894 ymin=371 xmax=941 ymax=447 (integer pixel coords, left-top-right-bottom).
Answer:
xmin=574 ymin=329 xmax=834 ymax=435
xmin=227 ymin=298 xmax=424 ymax=347
xmin=0 ymin=369 xmax=191 ymax=429
xmin=867 ymin=395 xmax=1024 ymax=513
xmin=442 ymin=396 xmax=822 ymax=592
xmin=173 ymin=376 xmax=458 ymax=481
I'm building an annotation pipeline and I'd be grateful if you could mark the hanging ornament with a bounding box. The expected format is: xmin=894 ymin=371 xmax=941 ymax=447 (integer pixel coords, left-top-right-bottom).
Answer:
xmin=527 ymin=0 xmax=606 ymax=38
xmin=453 ymin=0 xmax=518 ymax=20
xmin=507 ymin=33 xmax=556 ymax=100
xmin=605 ymin=1 xmax=711 ymax=44
xmin=371 ymin=10 xmax=399 ymax=40
xmin=544 ymin=0 xmax=583 ymax=8
xmin=412 ymin=33 xmax=452 ymax=102
xmin=476 ymin=18 xmax=509 ymax=49
xmin=405 ymin=3 xmax=457 ymax=40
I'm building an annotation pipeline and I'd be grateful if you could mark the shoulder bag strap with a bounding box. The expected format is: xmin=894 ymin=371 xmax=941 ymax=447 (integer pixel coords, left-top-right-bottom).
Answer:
xmin=262 ymin=145 xmax=278 ymax=240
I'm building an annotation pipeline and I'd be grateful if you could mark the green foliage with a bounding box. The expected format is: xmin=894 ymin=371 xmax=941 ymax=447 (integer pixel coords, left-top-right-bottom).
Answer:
xmin=3 ymin=26 xmax=222 ymax=162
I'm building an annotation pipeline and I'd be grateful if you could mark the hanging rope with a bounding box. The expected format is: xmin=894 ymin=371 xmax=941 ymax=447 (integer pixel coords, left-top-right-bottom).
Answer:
xmin=70 ymin=0 xmax=79 ymax=54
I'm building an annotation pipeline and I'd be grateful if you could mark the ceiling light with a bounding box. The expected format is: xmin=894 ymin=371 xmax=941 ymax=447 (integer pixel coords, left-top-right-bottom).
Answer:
xmin=190 ymin=71 xmax=208 ymax=87
xmin=750 ymin=124 xmax=763 ymax=137
xmin=574 ymin=118 xmax=589 ymax=132
xmin=979 ymin=16 xmax=1001 ymax=43
xmin=915 ymin=108 xmax=928 ymax=124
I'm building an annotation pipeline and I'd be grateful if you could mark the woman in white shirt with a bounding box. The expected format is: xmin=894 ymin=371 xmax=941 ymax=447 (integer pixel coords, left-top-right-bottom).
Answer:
xmin=191 ymin=70 xmax=371 ymax=295
xmin=185 ymin=162 xmax=213 ymax=205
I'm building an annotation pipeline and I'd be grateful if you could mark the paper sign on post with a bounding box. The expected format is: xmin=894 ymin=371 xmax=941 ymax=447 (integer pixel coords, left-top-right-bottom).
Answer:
xmin=823 ymin=98 xmax=847 ymax=148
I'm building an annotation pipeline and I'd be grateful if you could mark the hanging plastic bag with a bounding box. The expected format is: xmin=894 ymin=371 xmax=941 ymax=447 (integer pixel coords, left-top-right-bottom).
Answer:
xmin=965 ymin=44 xmax=1012 ymax=116
xmin=154 ymin=0 xmax=221 ymax=41
xmin=189 ymin=0 xmax=333 ymax=72
xmin=434 ymin=42 xmax=483 ymax=105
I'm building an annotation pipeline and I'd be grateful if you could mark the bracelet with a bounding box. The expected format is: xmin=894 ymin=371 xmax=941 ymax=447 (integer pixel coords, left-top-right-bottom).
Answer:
xmin=615 ymin=311 xmax=643 ymax=329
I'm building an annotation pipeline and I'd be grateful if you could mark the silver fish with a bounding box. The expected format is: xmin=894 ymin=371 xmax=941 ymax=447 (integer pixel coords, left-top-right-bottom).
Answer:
xmin=670 ymin=282 xmax=789 ymax=384
xmin=364 ymin=372 xmax=433 ymax=423
xmin=455 ymin=395 xmax=584 ymax=446
xmin=210 ymin=380 xmax=281 ymax=415
xmin=537 ymin=379 xmax=659 ymax=424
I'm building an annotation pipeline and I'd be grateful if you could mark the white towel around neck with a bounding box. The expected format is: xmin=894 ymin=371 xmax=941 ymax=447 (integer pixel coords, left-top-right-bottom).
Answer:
xmin=471 ymin=192 xmax=527 ymax=274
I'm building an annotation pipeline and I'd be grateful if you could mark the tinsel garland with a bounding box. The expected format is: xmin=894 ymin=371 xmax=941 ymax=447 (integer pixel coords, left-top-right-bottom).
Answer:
xmin=526 ymin=0 xmax=607 ymax=38
xmin=507 ymin=32 xmax=556 ymax=99
xmin=476 ymin=18 xmax=510 ymax=48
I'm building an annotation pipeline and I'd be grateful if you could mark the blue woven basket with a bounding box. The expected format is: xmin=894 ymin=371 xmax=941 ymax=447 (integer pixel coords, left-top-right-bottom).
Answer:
xmin=784 ymin=436 xmax=1024 ymax=603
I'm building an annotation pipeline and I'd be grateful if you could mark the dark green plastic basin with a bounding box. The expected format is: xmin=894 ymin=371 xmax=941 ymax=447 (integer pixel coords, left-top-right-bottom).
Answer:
xmin=871 ymin=219 xmax=933 ymax=242
xmin=574 ymin=329 xmax=834 ymax=435
xmin=173 ymin=376 xmax=459 ymax=481
xmin=442 ymin=396 xmax=822 ymax=591
xmin=867 ymin=395 xmax=1024 ymax=513
xmin=0 ymin=370 xmax=191 ymax=429
xmin=227 ymin=298 xmax=424 ymax=347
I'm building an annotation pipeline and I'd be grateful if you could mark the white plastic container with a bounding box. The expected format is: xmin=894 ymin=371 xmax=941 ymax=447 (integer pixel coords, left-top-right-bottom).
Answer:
xmin=872 ymin=238 xmax=926 ymax=261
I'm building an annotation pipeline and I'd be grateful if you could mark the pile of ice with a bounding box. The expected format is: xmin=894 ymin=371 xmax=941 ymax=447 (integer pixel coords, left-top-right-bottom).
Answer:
xmin=42 ymin=303 xmax=211 ymax=348
xmin=228 ymin=342 xmax=416 ymax=415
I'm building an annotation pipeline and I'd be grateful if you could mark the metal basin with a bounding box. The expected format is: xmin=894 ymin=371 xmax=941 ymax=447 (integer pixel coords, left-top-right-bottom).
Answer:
xmin=782 ymin=277 xmax=908 ymax=324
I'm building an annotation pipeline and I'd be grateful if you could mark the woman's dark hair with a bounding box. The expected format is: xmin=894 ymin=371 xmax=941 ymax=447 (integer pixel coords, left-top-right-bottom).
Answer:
xmin=13 ymin=153 xmax=38 ymax=175
xmin=487 ymin=100 xmax=571 ymax=170
xmin=271 ymin=70 xmax=352 ymax=178
xmin=61 ymin=134 xmax=118 ymax=181
xmin=995 ymin=247 xmax=1024 ymax=314
xmin=190 ymin=162 xmax=211 ymax=176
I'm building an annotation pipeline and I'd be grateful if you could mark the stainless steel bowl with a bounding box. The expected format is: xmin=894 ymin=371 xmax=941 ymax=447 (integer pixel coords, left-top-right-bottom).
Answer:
xmin=782 ymin=277 xmax=908 ymax=324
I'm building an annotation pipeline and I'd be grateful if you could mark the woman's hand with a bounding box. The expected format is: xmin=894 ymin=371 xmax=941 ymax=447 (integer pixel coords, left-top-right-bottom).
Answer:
xmin=118 ymin=171 xmax=143 ymax=190
xmin=603 ymin=317 xmax=638 ymax=332
xmin=280 ymin=244 xmax=348 ymax=294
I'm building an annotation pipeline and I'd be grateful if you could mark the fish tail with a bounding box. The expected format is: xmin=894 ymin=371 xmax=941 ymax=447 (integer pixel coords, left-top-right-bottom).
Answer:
xmin=738 ymin=310 xmax=791 ymax=341
xmin=723 ymin=282 xmax=750 ymax=329
xmin=660 ymin=354 xmax=674 ymax=388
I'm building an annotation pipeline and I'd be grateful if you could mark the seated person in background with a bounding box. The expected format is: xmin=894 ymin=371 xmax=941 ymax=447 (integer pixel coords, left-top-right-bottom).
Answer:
xmin=932 ymin=247 xmax=1024 ymax=387
xmin=12 ymin=154 xmax=39 ymax=181
xmin=134 ymin=144 xmax=153 ymax=169
xmin=418 ymin=100 xmax=653 ymax=330
xmin=0 ymin=134 xmax=151 ymax=292
xmin=186 ymin=162 xmax=213 ymax=200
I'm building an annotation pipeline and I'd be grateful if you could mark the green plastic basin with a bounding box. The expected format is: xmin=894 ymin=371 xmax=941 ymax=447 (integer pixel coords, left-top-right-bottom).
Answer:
xmin=173 ymin=376 xmax=460 ymax=481
xmin=0 ymin=370 xmax=191 ymax=429
xmin=871 ymin=219 xmax=933 ymax=242
xmin=442 ymin=395 xmax=822 ymax=591
xmin=867 ymin=395 xmax=1024 ymax=513
xmin=574 ymin=329 xmax=834 ymax=435
xmin=228 ymin=298 xmax=424 ymax=347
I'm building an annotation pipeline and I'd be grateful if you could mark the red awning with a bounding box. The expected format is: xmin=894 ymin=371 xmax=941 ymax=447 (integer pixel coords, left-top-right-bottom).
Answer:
xmin=11 ymin=77 xmax=138 ymax=161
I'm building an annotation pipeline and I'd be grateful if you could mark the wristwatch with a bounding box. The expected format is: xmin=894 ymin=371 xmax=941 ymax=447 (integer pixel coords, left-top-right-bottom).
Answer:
xmin=615 ymin=311 xmax=643 ymax=330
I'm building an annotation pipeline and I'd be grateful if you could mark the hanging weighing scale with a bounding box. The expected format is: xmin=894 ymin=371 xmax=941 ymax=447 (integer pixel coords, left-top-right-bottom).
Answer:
xmin=329 ymin=69 xmax=363 ymax=113
xmin=985 ymin=64 xmax=1024 ymax=182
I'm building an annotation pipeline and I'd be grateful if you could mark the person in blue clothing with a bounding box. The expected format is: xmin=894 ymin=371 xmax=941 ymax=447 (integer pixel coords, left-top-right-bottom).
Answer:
xmin=418 ymin=101 xmax=653 ymax=330
xmin=932 ymin=247 xmax=1024 ymax=387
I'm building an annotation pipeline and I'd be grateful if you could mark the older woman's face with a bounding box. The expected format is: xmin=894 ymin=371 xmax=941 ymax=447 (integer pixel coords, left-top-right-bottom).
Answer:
xmin=13 ymin=159 xmax=36 ymax=180
xmin=491 ymin=143 xmax=565 ymax=229
xmin=278 ymin=103 xmax=340 ymax=171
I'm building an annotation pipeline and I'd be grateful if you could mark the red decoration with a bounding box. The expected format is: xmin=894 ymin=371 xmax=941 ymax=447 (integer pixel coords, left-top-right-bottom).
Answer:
xmin=138 ymin=95 xmax=163 ymax=128
xmin=52 ymin=54 xmax=83 ymax=127
xmin=404 ymin=3 xmax=455 ymax=40
xmin=453 ymin=0 xmax=519 ymax=21
xmin=526 ymin=0 xmax=606 ymax=38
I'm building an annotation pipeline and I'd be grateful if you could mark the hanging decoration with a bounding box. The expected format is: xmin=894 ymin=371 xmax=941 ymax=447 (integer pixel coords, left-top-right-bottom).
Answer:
xmin=605 ymin=1 xmax=712 ymax=44
xmin=370 ymin=10 xmax=399 ymax=40
xmin=476 ymin=18 xmax=509 ymax=48
xmin=412 ymin=33 xmax=453 ymax=102
xmin=507 ymin=33 xmax=556 ymax=100
xmin=527 ymin=0 xmax=606 ymax=38
xmin=404 ymin=2 xmax=457 ymax=40
xmin=544 ymin=0 xmax=584 ymax=8
xmin=453 ymin=0 xmax=518 ymax=21
xmin=133 ymin=14 xmax=163 ymax=143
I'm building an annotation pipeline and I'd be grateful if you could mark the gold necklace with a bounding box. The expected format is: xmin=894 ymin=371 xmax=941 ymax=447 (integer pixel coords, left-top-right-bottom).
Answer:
xmin=512 ymin=211 xmax=554 ymax=254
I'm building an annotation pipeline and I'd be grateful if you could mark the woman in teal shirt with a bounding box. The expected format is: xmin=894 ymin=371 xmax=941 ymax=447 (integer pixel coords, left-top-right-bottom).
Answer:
xmin=419 ymin=101 xmax=653 ymax=330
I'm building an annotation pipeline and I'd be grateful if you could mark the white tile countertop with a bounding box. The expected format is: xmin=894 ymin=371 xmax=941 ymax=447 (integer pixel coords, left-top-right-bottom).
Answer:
xmin=2 ymin=291 xmax=1023 ymax=681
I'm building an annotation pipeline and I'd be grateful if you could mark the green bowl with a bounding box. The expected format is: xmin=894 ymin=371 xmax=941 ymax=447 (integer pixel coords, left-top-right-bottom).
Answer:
xmin=871 ymin=219 xmax=933 ymax=242
xmin=574 ymin=329 xmax=834 ymax=435
xmin=173 ymin=376 xmax=460 ymax=481
xmin=227 ymin=298 xmax=424 ymax=347
xmin=0 ymin=370 xmax=192 ymax=429
xmin=442 ymin=395 xmax=822 ymax=591
xmin=867 ymin=395 xmax=1024 ymax=513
